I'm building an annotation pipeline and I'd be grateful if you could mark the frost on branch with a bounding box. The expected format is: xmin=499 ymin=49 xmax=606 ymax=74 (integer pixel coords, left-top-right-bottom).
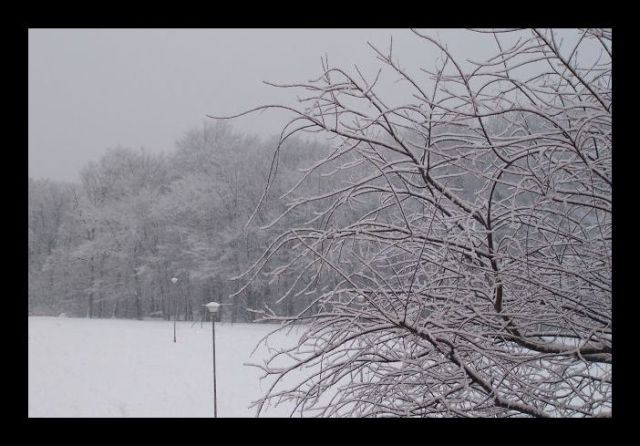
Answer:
xmin=220 ymin=29 xmax=612 ymax=417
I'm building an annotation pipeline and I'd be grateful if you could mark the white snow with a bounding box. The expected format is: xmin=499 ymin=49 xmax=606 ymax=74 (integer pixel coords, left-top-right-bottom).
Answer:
xmin=28 ymin=316 xmax=299 ymax=418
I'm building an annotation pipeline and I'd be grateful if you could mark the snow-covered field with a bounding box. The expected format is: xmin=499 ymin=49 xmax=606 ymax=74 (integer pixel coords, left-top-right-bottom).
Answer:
xmin=28 ymin=316 xmax=299 ymax=417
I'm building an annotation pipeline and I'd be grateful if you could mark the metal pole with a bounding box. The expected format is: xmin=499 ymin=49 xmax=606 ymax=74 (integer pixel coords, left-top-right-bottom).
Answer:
xmin=173 ymin=291 xmax=177 ymax=343
xmin=212 ymin=314 xmax=217 ymax=418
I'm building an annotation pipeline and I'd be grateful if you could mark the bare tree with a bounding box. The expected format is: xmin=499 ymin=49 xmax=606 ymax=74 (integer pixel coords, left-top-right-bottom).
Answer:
xmin=215 ymin=28 xmax=612 ymax=417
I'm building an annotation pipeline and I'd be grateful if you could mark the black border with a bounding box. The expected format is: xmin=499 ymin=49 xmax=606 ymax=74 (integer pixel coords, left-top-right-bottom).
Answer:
xmin=15 ymin=6 xmax=623 ymax=441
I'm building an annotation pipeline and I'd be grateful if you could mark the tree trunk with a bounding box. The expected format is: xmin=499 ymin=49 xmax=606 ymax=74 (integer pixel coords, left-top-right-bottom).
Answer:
xmin=134 ymin=271 xmax=143 ymax=320
xmin=183 ymin=287 xmax=188 ymax=321
xmin=97 ymin=254 xmax=106 ymax=318
xmin=87 ymin=256 xmax=94 ymax=318
xmin=159 ymin=280 xmax=168 ymax=320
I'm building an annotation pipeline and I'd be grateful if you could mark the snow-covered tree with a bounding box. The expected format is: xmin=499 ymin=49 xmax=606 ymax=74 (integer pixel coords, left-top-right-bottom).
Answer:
xmin=222 ymin=29 xmax=612 ymax=417
xmin=28 ymin=178 xmax=77 ymax=313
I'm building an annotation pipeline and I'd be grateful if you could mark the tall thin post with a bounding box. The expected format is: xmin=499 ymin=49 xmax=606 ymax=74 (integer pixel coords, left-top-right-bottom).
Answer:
xmin=211 ymin=314 xmax=217 ymax=418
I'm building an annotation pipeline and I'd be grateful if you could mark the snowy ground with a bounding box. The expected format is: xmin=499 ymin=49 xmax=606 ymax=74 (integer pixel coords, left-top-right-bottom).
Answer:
xmin=28 ymin=316 xmax=301 ymax=417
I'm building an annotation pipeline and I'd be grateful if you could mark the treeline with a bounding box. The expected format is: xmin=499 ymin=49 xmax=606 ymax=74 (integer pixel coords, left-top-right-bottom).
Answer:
xmin=28 ymin=122 xmax=340 ymax=322
xmin=28 ymin=117 xmax=541 ymax=322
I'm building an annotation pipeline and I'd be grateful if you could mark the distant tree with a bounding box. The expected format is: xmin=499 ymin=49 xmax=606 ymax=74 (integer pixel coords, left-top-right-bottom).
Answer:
xmin=159 ymin=121 xmax=320 ymax=322
xmin=28 ymin=121 xmax=331 ymax=322
xmin=222 ymin=29 xmax=612 ymax=417
xmin=28 ymin=179 xmax=77 ymax=313
xmin=70 ymin=147 xmax=170 ymax=319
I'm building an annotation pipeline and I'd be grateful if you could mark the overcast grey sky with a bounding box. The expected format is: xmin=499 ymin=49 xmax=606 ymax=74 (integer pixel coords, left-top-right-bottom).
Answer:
xmin=29 ymin=29 xmax=587 ymax=182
